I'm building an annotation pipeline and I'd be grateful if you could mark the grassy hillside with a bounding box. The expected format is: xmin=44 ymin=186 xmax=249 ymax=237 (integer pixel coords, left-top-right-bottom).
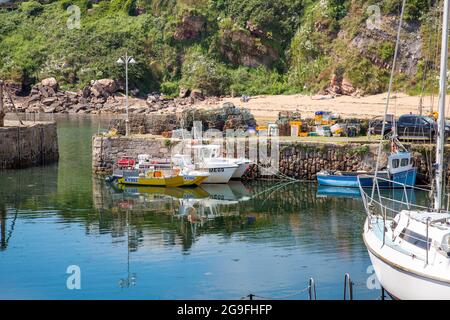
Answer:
xmin=0 ymin=0 xmax=439 ymax=97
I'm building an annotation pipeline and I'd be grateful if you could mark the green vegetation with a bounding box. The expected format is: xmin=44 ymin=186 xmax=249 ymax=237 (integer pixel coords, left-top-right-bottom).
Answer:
xmin=0 ymin=0 xmax=439 ymax=96
xmin=20 ymin=1 xmax=44 ymax=16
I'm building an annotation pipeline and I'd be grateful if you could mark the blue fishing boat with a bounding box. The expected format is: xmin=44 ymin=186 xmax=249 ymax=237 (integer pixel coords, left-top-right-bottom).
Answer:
xmin=317 ymin=151 xmax=416 ymax=189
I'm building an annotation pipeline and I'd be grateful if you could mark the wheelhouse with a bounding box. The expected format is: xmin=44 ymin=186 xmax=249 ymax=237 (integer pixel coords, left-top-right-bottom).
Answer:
xmin=388 ymin=152 xmax=413 ymax=175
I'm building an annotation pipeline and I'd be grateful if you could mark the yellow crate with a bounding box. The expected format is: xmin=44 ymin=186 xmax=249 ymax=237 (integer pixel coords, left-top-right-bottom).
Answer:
xmin=299 ymin=132 xmax=308 ymax=137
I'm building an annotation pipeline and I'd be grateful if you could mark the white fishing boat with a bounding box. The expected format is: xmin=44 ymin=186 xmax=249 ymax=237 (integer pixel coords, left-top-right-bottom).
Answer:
xmin=172 ymin=154 xmax=237 ymax=184
xmin=360 ymin=0 xmax=450 ymax=300
xmin=190 ymin=145 xmax=252 ymax=179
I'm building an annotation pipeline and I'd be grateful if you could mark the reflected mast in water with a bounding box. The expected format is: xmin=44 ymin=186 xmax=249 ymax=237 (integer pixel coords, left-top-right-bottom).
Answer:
xmin=119 ymin=209 xmax=137 ymax=289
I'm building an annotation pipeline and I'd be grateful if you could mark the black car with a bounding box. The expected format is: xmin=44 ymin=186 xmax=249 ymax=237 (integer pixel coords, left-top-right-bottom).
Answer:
xmin=396 ymin=115 xmax=450 ymax=141
xmin=368 ymin=116 xmax=393 ymax=137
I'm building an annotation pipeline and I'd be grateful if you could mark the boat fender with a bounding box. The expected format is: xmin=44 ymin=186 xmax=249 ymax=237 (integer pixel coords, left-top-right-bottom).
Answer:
xmin=154 ymin=171 xmax=162 ymax=178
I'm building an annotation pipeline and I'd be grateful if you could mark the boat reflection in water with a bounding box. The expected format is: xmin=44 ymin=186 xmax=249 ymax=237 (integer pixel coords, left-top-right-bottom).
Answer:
xmin=106 ymin=180 xmax=249 ymax=215
xmin=316 ymin=185 xmax=417 ymax=204
xmin=101 ymin=180 xmax=255 ymax=242
xmin=316 ymin=186 xmax=362 ymax=199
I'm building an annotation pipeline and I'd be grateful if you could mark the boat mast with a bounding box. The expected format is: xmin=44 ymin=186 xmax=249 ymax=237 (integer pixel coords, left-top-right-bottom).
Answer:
xmin=435 ymin=0 xmax=450 ymax=211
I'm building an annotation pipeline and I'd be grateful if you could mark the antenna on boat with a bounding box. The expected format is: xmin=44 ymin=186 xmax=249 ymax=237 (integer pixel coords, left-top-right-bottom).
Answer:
xmin=371 ymin=0 xmax=406 ymax=201
xmin=434 ymin=0 xmax=450 ymax=211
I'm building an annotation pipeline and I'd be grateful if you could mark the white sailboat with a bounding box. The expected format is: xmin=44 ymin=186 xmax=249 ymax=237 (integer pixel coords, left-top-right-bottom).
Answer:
xmin=360 ymin=0 xmax=450 ymax=299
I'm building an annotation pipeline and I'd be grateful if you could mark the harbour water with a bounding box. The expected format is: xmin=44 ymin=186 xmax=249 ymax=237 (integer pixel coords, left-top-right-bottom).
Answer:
xmin=0 ymin=115 xmax=404 ymax=300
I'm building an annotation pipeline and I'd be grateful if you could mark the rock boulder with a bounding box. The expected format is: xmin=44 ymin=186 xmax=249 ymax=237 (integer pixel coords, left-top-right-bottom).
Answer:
xmin=41 ymin=77 xmax=58 ymax=90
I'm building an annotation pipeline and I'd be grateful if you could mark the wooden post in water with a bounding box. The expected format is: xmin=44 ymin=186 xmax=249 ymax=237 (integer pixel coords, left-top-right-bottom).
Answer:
xmin=0 ymin=80 xmax=5 ymax=127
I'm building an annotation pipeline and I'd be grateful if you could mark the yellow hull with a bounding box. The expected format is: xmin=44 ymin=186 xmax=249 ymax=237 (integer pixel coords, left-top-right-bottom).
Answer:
xmin=183 ymin=175 xmax=209 ymax=187
xmin=118 ymin=175 xmax=184 ymax=187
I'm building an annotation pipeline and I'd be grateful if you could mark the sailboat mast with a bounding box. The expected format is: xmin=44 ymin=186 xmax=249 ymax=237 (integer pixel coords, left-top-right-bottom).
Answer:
xmin=435 ymin=0 xmax=450 ymax=211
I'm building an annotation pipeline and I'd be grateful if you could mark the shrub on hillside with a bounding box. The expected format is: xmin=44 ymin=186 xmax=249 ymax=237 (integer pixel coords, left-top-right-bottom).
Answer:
xmin=160 ymin=81 xmax=179 ymax=98
xmin=20 ymin=1 xmax=44 ymax=16
xmin=180 ymin=47 xmax=231 ymax=96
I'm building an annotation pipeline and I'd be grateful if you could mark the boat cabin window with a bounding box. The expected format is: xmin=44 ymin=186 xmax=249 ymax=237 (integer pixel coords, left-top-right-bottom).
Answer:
xmin=399 ymin=228 xmax=430 ymax=250
xmin=392 ymin=159 xmax=399 ymax=169
xmin=400 ymin=158 xmax=409 ymax=167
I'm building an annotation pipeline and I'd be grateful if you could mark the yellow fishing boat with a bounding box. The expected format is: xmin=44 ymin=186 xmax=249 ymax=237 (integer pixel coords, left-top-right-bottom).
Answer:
xmin=117 ymin=170 xmax=184 ymax=187
xmin=114 ymin=156 xmax=209 ymax=188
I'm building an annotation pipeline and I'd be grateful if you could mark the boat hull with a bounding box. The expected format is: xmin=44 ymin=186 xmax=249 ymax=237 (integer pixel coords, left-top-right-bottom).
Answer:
xmin=183 ymin=175 xmax=209 ymax=186
xmin=317 ymin=174 xmax=377 ymax=188
xmin=203 ymin=166 xmax=237 ymax=184
xmin=117 ymin=175 xmax=184 ymax=187
xmin=231 ymin=161 xmax=251 ymax=179
xmin=391 ymin=168 xmax=417 ymax=187
xmin=317 ymin=168 xmax=417 ymax=188
xmin=364 ymin=219 xmax=450 ymax=300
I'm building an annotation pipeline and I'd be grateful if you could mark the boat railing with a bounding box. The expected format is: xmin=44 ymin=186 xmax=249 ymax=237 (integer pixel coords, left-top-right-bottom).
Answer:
xmin=358 ymin=175 xmax=450 ymax=254
xmin=358 ymin=175 xmax=435 ymax=217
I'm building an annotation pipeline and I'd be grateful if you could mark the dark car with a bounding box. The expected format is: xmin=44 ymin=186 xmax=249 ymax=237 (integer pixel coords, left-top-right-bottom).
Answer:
xmin=368 ymin=116 xmax=393 ymax=137
xmin=396 ymin=115 xmax=450 ymax=141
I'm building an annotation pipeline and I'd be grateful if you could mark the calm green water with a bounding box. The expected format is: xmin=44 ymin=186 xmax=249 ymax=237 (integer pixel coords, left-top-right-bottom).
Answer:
xmin=0 ymin=115 xmax=389 ymax=300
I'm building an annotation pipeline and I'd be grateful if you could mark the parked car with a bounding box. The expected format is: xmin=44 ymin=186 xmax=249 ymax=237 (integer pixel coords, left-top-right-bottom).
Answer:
xmin=369 ymin=114 xmax=450 ymax=141
xmin=396 ymin=114 xmax=450 ymax=141
xmin=368 ymin=116 xmax=393 ymax=137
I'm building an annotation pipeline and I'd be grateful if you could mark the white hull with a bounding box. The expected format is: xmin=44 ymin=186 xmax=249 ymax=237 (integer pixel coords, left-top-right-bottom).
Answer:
xmin=364 ymin=219 xmax=450 ymax=300
xmin=231 ymin=161 xmax=251 ymax=178
xmin=172 ymin=154 xmax=236 ymax=184
xmin=203 ymin=165 xmax=237 ymax=184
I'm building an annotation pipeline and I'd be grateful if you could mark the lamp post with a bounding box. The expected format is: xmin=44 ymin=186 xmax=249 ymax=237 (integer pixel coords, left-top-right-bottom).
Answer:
xmin=0 ymin=80 xmax=4 ymax=127
xmin=117 ymin=53 xmax=136 ymax=136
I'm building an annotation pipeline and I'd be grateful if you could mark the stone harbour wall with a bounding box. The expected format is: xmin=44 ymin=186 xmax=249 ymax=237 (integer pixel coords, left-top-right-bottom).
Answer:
xmin=0 ymin=121 xmax=59 ymax=169
xmin=92 ymin=135 xmax=445 ymax=184
xmin=92 ymin=135 xmax=176 ymax=175
xmin=277 ymin=142 xmax=381 ymax=181
xmin=248 ymin=142 xmax=447 ymax=184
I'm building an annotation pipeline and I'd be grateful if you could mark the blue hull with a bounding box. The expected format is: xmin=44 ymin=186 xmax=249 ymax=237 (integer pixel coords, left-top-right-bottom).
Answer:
xmin=317 ymin=168 xmax=417 ymax=189
xmin=391 ymin=168 xmax=417 ymax=187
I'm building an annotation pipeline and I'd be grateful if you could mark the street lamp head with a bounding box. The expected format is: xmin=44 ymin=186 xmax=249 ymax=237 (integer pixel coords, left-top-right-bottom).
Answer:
xmin=129 ymin=58 xmax=136 ymax=64
xmin=116 ymin=58 xmax=125 ymax=64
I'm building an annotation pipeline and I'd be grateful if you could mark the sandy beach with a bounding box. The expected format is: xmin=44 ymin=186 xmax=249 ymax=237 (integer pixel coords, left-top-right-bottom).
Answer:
xmin=194 ymin=92 xmax=446 ymax=124
xmin=11 ymin=91 xmax=447 ymax=125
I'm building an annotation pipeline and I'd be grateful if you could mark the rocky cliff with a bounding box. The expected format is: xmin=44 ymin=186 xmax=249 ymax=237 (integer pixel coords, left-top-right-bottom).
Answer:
xmin=0 ymin=0 xmax=437 ymax=98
